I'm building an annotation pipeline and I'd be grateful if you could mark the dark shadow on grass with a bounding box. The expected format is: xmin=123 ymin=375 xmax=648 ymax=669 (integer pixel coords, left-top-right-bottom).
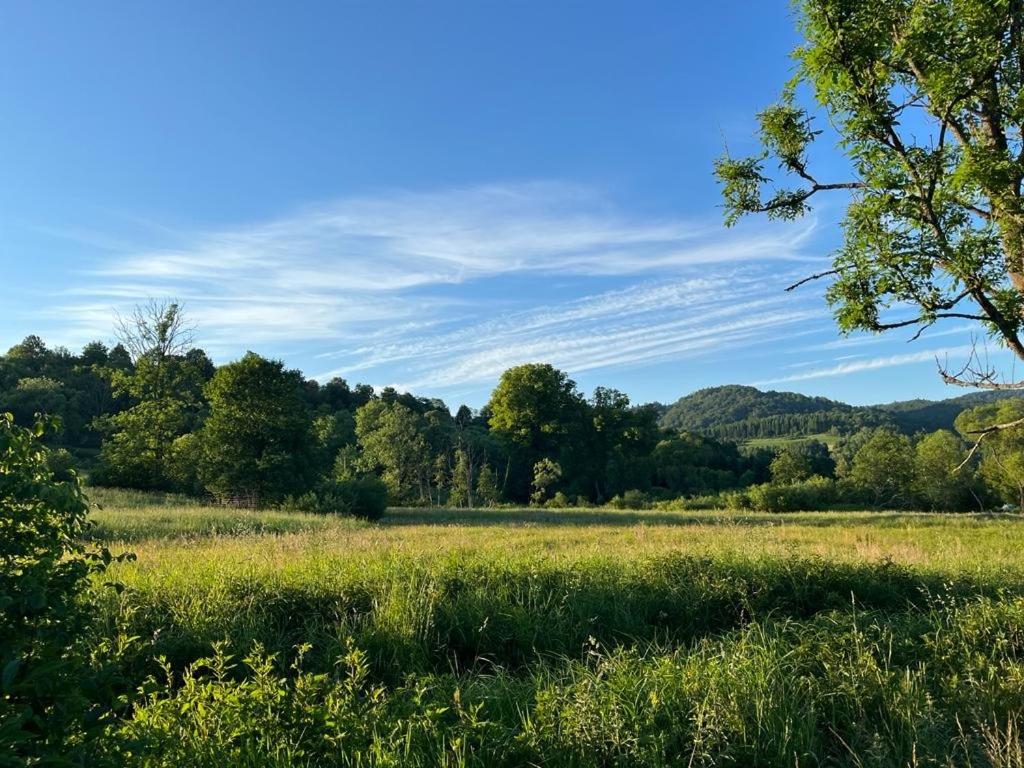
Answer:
xmin=381 ymin=507 xmax=1024 ymax=529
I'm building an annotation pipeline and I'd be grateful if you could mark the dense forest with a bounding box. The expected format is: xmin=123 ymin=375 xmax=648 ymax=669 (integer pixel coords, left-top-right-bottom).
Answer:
xmin=4 ymin=304 xmax=1024 ymax=515
xmin=658 ymin=384 xmax=1023 ymax=441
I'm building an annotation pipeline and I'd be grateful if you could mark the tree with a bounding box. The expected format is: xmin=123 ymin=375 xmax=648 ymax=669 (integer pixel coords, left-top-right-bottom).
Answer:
xmin=769 ymin=448 xmax=814 ymax=485
xmin=354 ymin=400 xmax=431 ymax=504
xmin=114 ymin=298 xmax=196 ymax=364
xmin=475 ymin=464 xmax=500 ymax=506
xmin=913 ymin=429 xmax=978 ymax=510
xmin=487 ymin=364 xmax=585 ymax=501
xmin=530 ymin=458 xmax=562 ymax=506
xmin=585 ymin=389 xmax=660 ymax=501
xmin=94 ymin=303 xmax=209 ymax=489
xmin=717 ymin=1 xmax=1024 ymax=413
xmin=846 ymin=429 xmax=917 ymax=508
xmin=198 ymin=353 xmax=316 ymax=504
xmin=312 ymin=410 xmax=356 ymax=475
xmin=449 ymin=449 xmax=473 ymax=508
xmin=957 ymin=398 xmax=1024 ymax=508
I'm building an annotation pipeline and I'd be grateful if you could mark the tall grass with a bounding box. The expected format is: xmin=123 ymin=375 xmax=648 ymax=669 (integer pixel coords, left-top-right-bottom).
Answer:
xmin=83 ymin=496 xmax=1024 ymax=765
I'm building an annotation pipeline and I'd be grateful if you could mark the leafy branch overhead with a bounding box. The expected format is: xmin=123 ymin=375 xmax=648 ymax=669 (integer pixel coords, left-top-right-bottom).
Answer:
xmin=716 ymin=0 xmax=1024 ymax=393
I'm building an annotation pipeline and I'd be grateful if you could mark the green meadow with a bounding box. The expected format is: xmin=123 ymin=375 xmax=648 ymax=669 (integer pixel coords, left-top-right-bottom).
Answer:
xmin=85 ymin=490 xmax=1024 ymax=766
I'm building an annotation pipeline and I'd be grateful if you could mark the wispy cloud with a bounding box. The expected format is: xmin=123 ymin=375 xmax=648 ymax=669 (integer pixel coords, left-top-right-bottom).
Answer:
xmin=315 ymin=271 xmax=829 ymax=395
xmin=755 ymin=346 xmax=977 ymax=385
xmin=49 ymin=182 xmax=820 ymax=370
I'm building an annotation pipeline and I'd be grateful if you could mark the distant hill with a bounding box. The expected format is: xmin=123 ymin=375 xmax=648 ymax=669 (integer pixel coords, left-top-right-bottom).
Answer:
xmin=657 ymin=384 xmax=1021 ymax=442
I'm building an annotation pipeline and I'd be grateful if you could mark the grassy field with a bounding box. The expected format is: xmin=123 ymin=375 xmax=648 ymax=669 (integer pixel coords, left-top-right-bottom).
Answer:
xmin=85 ymin=489 xmax=1024 ymax=766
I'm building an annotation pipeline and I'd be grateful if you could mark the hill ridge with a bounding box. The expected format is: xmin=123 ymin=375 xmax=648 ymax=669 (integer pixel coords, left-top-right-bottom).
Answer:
xmin=657 ymin=385 xmax=1021 ymax=441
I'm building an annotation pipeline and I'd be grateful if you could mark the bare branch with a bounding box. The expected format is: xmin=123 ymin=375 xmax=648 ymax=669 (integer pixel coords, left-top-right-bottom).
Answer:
xmin=956 ymin=416 xmax=1024 ymax=472
xmin=114 ymin=298 xmax=196 ymax=363
xmin=939 ymin=339 xmax=1024 ymax=390
xmin=785 ymin=268 xmax=844 ymax=292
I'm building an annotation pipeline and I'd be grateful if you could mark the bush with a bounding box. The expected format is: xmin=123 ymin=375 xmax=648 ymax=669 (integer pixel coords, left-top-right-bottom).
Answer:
xmin=0 ymin=414 xmax=130 ymax=761
xmin=285 ymin=476 xmax=388 ymax=520
xmin=45 ymin=447 xmax=76 ymax=482
xmin=744 ymin=476 xmax=836 ymax=512
xmin=545 ymin=491 xmax=571 ymax=509
xmin=607 ymin=489 xmax=651 ymax=510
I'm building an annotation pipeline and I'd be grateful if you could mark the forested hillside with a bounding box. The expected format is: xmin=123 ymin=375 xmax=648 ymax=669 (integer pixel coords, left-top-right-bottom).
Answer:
xmin=658 ymin=385 xmax=1022 ymax=441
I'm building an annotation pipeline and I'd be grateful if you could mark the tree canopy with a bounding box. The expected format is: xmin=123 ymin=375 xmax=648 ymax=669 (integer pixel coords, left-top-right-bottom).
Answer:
xmin=717 ymin=0 xmax=1024 ymax=410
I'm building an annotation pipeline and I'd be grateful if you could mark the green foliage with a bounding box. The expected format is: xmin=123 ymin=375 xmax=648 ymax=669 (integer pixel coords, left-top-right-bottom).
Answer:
xmin=913 ymin=430 xmax=978 ymax=511
xmin=717 ymin=0 xmax=1024 ymax=379
xmin=530 ymin=458 xmax=562 ymax=506
xmin=957 ymin=398 xmax=1024 ymax=508
xmin=94 ymin=349 xmax=210 ymax=491
xmin=651 ymin=432 xmax=758 ymax=495
xmin=845 ymin=430 xmax=917 ymax=508
xmin=0 ymin=336 xmax=121 ymax=450
xmin=0 ymin=413 xmax=129 ymax=761
xmin=733 ymin=476 xmax=837 ymax=512
xmin=198 ymin=353 xmax=317 ymax=505
xmin=449 ymin=449 xmax=473 ymax=508
xmin=488 ymin=364 xmax=585 ymax=501
xmin=285 ymin=477 xmax=389 ymax=520
xmin=607 ymin=489 xmax=651 ymax=510
xmin=659 ymin=385 xmax=895 ymax=441
xmin=769 ymin=447 xmax=813 ymax=484
xmin=474 ymin=464 xmax=500 ymax=506
xmin=355 ymin=400 xmax=432 ymax=504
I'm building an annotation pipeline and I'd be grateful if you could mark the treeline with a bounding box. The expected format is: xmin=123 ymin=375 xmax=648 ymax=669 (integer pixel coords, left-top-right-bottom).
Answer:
xmin=0 ymin=306 xmax=771 ymax=515
xmin=692 ymin=411 xmax=892 ymax=442
xmin=712 ymin=407 xmax=1024 ymax=512
xmin=3 ymin=305 xmax=1024 ymax=514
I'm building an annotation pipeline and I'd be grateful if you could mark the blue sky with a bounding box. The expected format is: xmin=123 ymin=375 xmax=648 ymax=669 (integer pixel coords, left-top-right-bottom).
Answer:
xmin=0 ymin=1 xmax=1008 ymax=408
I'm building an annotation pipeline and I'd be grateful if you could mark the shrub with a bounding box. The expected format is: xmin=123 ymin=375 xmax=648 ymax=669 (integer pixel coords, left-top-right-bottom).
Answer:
xmin=744 ymin=476 xmax=837 ymax=512
xmin=45 ymin=447 xmax=76 ymax=482
xmin=285 ymin=477 xmax=388 ymax=520
xmin=545 ymin=491 xmax=572 ymax=509
xmin=0 ymin=414 xmax=130 ymax=761
xmin=607 ymin=489 xmax=650 ymax=510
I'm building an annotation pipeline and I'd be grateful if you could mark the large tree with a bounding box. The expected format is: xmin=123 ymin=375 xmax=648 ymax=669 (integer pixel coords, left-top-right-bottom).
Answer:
xmin=354 ymin=399 xmax=432 ymax=504
xmin=94 ymin=304 xmax=210 ymax=489
xmin=487 ymin=364 xmax=586 ymax=500
xmin=717 ymin=0 xmax=1024 ymax=438
xmin=198 ymin=352 xmax=316 ymax=504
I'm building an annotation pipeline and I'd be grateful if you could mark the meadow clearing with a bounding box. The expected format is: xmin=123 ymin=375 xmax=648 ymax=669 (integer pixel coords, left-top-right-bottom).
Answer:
xmin=83 ymin=488 xmax=1024 ymax=767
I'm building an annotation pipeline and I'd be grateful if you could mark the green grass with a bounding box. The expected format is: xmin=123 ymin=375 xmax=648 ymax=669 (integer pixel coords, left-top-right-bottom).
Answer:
xmin=83 ymin=492 xmax=1024 ymax=766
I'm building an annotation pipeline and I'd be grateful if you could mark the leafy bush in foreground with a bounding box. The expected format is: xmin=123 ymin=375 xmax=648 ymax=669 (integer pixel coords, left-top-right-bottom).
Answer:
xmin=0 ymin=414 xmax=130 ymax=762
xmin=102 ymin=598 xmax=1024 ymax=767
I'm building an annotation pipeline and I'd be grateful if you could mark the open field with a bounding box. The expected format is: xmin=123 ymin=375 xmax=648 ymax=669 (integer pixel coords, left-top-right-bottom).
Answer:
xmin=85 ymin=490 xmax=1024 ymax=766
